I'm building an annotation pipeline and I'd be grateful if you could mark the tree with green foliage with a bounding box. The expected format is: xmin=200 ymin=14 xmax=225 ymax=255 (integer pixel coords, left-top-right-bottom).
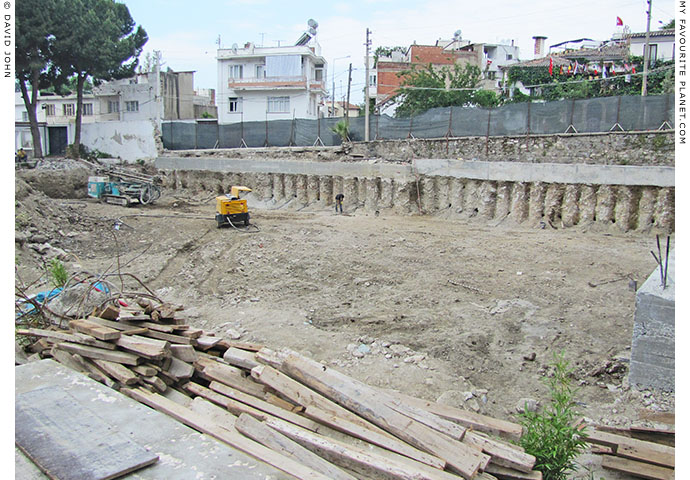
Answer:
xmin=394 ymin=63 xmax=497 ymax=117
xmin=16 ymin=0 xmax=60 ymax=158
xmin=51 ymin=0 xmax=147 ymax=157
xmin=519 ymin=351 xmax=588 ymax=480
xmin=661 ymin=19 xmax=674 ymax=30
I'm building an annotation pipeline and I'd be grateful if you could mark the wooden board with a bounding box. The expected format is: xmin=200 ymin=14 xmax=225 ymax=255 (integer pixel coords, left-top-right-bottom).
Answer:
xmin=55 ymin=342 xmax=141 ymax=366
xmin=170 ymin=345 xmax=198 ymax=363
xmin=115 ymin=335 xmax=170 ymax=360
xmin=92 ymin=359 xmax=139 ymax=386
xmin=223 ymin=347 xmax=260 ymax=370
xmin=586 ymin=430 xmax=675 ymax=463
xmin=264 ymin=416 xmax=470 ymax=480
xmin=601 ymin=455 xmax=674 ymax=480
xmin=122 ymin=387 xmax=331 ymax=480
xmin=280 ymin=351 xmax=489 ymax=478
xmin=203 ymin=362 xmax=267 ymax=398
xmin=142 ymin=329 xmax=195 ymax=345
xmin=69 ymin=319 xmax=121 ymax=341
xmin=484 ymin=464 xmax=543 ymax=480
xmin=16 ymin=328 xmax=116 ymax=350
xmin=236 ymin=413 xmax=358 ymax=480
xmin=383 ymin=388 xmax=524 ymax=442
xmin=15 ymin=386 xmax=158 ymax=480
xmin=303 ymin=405 xmax=445 ymax=470
xmin=87 ymin=316 xmax=149 ymax=335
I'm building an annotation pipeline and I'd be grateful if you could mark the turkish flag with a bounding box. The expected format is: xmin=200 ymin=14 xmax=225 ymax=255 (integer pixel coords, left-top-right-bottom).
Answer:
xmin=616 ymin=16 xmax=623 ymax=26
xmin=549 ymin=57 xmax=553 ymax=76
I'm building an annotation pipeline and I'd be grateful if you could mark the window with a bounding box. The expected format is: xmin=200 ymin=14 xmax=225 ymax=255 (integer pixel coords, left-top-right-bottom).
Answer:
xmin=229 ymin=64 xmax=243 ymax=79
xmin=648 ymin=44 xmax=658 ymax=63
xmin=228 ymin=97 xmax=242 ymax=113
xmin=45 ymin=104 xmax=55 ymax=116
xmin=108 ymin=100 xmax=119 ymax=113
xmin=369 ymin=74 xmax=377 ymax=86
xmin=82 ymin=103 xmax=93 ymax=116
xmin=267 ymin=96 xmax=289 ymax=113
xmin=486 ymin=71 xmax=496 ymax=80
xmin=507 ymin=54 xmax=513 ymax=60
xmin=63 ymin=104 xmax=75 ymax=116
xmin=314 ymin=64 xmax=324 ymax=81
xmin=256 ymin=65 xmax=265 ymax=78
xmin=125 ymin=101 xmax=139 ymax=112
xmin=22 ymin=112 xmax=28 ymax=121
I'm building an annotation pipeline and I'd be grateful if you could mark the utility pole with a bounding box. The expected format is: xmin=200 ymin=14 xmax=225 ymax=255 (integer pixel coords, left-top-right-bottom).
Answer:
xmin=641 ymin=0 xmax=652 ymax=96
xmin=345 ymin=63 xmax=353 ymax=125
xmin=364 ymin=28 xmax=372 ymax=141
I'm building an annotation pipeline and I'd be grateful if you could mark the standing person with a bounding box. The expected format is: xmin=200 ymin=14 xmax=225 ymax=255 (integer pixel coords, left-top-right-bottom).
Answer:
xmin=335 ymin=193 xmax=344 ymax=214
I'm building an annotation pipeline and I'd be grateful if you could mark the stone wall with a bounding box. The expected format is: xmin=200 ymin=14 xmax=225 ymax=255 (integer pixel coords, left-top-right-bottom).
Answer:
xmin=349 ymin=131 xmax=675 ymax=166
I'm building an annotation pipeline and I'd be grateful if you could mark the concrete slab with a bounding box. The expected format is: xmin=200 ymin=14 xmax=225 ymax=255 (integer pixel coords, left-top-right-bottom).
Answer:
xmin=629 ymin=249 xmax=675 ymax=391
xmin=15 ymin=360 xmax=292 ymax=480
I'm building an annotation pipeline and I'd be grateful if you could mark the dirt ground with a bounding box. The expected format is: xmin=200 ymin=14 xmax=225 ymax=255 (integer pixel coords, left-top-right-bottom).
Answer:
xmin=15 ymin=162 xmax=675 ymax=479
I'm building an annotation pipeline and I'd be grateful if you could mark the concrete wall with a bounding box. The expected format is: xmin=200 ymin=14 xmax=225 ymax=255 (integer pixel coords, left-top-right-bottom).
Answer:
xmin=156 ymin=156 xmax=675 ymax=232
xmin=629 ymin=250 xmax=675 ymax=391
xmin=82 ymin=120 xmax=158 ymax=161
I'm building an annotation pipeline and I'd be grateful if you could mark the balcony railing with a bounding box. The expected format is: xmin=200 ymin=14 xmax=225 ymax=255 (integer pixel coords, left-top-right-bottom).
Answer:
xmin=228 ymin=76 xmax=325 ymax=90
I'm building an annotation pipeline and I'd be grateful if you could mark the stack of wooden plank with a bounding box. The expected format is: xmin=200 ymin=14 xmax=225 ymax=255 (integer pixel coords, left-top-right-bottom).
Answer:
xmin=17 ymin=298 xmax=543 ymax=480
xmin=585 ymin=424 xmax=675 ymax=480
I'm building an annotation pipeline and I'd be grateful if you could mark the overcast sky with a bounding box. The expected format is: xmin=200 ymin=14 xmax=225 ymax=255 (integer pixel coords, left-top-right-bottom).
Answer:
xmin=123 ymin=0 xmax=676 ymax=104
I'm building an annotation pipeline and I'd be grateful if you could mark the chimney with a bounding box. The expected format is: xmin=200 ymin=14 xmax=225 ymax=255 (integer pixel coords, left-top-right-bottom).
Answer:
xmin=532 ymin=36 xmax=547 ymax=58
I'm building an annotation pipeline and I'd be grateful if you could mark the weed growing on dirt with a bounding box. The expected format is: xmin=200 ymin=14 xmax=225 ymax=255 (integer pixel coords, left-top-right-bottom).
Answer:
xmin=519 ymin=351 xmax=588 ymax=480
xmin=47 ymin=258 xmax=68 ymax=288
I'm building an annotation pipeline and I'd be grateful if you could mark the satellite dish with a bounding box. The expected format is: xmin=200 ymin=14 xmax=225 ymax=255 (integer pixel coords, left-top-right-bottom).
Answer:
xmin=308 ymin=19 xmax=318 ymax=29
xmin=454 ymin=29 xmax=462 ymax=39
xmin=232 ymin=43 xmax=238 ymax=49
xmin=308 ymin=27 xmax=317 ymax=36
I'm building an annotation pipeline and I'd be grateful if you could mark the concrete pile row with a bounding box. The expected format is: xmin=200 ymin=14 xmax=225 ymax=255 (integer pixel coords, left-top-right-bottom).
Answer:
xmin=17 ymin=298 xmax=542 ymax=480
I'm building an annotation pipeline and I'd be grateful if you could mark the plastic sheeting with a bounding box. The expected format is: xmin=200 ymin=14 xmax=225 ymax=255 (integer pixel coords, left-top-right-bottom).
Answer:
xmin=162 ymin=94 xmax=674 ymax=150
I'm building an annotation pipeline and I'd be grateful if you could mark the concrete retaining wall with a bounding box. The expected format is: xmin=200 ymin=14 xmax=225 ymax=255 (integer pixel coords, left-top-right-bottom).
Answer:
xmin=156 ymin=156 xmax=675 ymax=232
xmin=629 ymin=250 xmax=675 ymax=391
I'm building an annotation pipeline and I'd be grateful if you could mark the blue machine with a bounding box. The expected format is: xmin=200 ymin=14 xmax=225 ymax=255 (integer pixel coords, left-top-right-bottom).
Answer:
xmin=88 ymin=173 xmax=161 ymax=206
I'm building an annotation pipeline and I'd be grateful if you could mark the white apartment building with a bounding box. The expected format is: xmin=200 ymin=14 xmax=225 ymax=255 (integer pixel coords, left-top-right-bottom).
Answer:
xmin=628 ymin=30 xmax=675 ymax=62
xmin=216 ymin=39 xmax=327 ymax=124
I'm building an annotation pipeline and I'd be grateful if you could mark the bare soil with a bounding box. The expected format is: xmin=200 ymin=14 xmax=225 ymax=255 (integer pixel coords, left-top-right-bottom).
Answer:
xmin=15 ymin=164 xmax=674 ymax=479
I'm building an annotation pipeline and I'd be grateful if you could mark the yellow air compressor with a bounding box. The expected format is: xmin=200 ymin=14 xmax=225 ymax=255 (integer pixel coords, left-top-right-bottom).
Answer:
xmin=216 ymin=186 xmax=252 ymax=228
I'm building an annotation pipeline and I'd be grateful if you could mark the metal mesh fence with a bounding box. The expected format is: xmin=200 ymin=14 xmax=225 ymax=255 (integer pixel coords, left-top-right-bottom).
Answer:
xmin=162 ymin=94 xmax=674 ymax=150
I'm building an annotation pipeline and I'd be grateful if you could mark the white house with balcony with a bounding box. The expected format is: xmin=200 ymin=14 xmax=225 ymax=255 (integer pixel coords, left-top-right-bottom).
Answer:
xmin=216 ymin=33 xmax=327 ymax=124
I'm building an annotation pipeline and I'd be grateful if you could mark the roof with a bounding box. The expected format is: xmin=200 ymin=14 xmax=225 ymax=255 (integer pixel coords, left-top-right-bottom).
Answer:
xmin=628 ymin=29 xmax=675 ymax=39
xmin=506 ymin=55 xmax=571 ymax=68
xmin=549 ymin=38 xmax=595 ymax=48
xmin=556 ymin=44 xmax=629 ymax=61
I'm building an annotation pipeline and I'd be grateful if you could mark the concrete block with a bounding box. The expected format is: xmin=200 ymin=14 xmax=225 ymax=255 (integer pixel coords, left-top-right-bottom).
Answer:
xmin=629 ymin=249 xmax=674 ymax=391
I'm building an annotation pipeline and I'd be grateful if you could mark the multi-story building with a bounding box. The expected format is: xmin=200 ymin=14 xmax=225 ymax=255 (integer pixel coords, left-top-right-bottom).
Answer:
xmin=216 ymin=29 xmax=327 ymax=124
xmin=372 ymin=34 xmax=519 ymax=116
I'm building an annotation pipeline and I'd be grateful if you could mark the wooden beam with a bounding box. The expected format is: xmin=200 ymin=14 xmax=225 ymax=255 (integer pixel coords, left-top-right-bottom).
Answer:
xmin=463 ymin=431 xmax=535 ymax=473
xmin=87 ymin=316 xmax=149 ymax=335
xmin=55 ymin=342 xmax=141 ymax=366
xmin=386 ymin=398 xmax=467 ymax=440
xmin=167 ymin=357 xmax=195 ymax=380
xmin=264 ymin=415 xmax=472 ymax=480
xmin=601 ymin=455 xmax=674 ymax=480
xmin=223 ymin=347 xmax=260 ymax=370
xmin=303 ymin=405 xmax=446 ymax=470
xmin=121 ymin=387 xmax=331 ymax=480
xmin=586 ymin=430 xmax=674 ymax=466
xmin=115 ymin=335 xmax=170 ymax=360
xmin=143 ymin=329 xmax=195 ymax=345
xmin=92 ymin=359 xmax=139 ymax=386
xmin=69 ymin=319 xmax=121 ymax=341
xmin=383 ymin=389 xmax=523 ymax=442
xmin=203 ymin=363 xmax=267 ymax=398
xmin=251 ymin=365 xmax=400 ymax=443
xmin=484 ymin=464 xmax=542 ymax=480
xmin=16 ymin=328 xmax=117 ymax=350
xmin=217 ymin=340 xmax=264 ymax=352
xmin=235 ymin=413 xmax=358 ymax=480
xmin=279 ymin=351 xmax=489 ymax=478
xmin=170 ymin=345 xmax=198 ymax=363
xmin=207 ymin=381 xmax=324 ymax=433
